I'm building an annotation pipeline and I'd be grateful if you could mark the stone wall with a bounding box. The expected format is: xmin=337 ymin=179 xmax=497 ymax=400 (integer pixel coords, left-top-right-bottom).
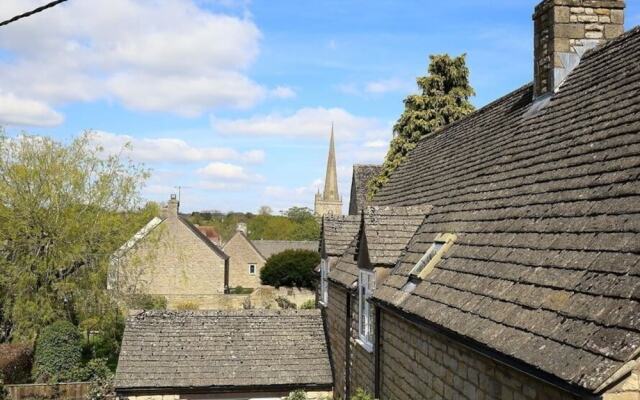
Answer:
xmin=378 ymin=310 xmax=580 ymax=400
xmin=222 ymin=232 xmax=265 ymax=289
xmin=349 ymin=294 xmax=375 ymax=397
xmin=326 ymin=282 xmax=349 ymax=400
xmin=533 ymin=0 xmax=624 ymax=97
xmin=114 ymin=215 xmax=226 ymax=301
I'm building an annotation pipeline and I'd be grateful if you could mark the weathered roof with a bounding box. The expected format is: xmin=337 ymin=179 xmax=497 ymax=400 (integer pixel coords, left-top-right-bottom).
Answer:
xmin=115 ymin=309 xmax=333 ymax=392
xmin=321 ymin=214 xmax=360 ymax=257
xmin=329 ymin=206 xmax=431 ymax=288
xmin=372 ymin=27 xmax=640 ymax=394
xmin=252 ymin=240 xmax=319 ymax=259
xmin=349 ymin=164 xmax=382 ymax=216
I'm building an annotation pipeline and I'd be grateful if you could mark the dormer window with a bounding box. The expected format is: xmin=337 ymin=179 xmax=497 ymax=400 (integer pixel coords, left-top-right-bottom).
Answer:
xmin=409 ymin=233 xmax=456 ymax=279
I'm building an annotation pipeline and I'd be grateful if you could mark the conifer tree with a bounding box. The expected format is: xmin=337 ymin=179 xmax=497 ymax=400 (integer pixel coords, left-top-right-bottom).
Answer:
xmin=368 ymin=54 xmax=475 ymax=197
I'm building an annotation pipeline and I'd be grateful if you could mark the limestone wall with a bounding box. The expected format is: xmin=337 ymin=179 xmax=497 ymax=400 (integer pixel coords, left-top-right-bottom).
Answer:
xmin=223 ymin=232 xmax=265 ymax=289
xmin=325 ymin=282 xmax=349 ymax=400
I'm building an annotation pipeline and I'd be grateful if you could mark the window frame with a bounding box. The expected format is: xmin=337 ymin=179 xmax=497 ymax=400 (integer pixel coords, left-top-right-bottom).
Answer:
xmin=248 ymin=263 xmax=256 ymax=275
xmin=357 ymin=269 xmax=375 ymax=352
xmin=319 ymin=258 xmax=329 ymax=306
xmin=409 ymin=233 xmax=457 ymax=279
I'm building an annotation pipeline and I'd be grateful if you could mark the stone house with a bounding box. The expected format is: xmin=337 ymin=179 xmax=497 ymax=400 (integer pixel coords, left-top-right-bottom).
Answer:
xmin=223 ymin=223 xmax=318 ymax=289
xmin=114 ymin=309 xmax=333 ymax=400
xmin=321 ymin=1 xmax=640 ymax=399
xmin=108 ymin=195 xmax=230 ymax=306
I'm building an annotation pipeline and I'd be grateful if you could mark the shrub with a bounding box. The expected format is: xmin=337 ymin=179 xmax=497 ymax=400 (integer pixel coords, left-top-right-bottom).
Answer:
xmin=300 ymin=300 xmax=316 ymax=309
xmin=286 ymin=390 xmax=307 ymax=400
xmin=174 ymin=301 xmax=199 ymax=311
xmin=0 ymin=343 xmax=33 ymax=384
xmin=33 ymin=321 xmax=83 ymax=383
xmin=260 ymin=250 xmax=320 ymax=289
xmin=229 ymin=286 xmax=253 ymax=295
xmin=351 ymin=388 xmax=373 ymax=400
xmin=126 ymin=293 xmax=167 ymax=310
xmin=275 ymin=296 xmax=297 ymax=310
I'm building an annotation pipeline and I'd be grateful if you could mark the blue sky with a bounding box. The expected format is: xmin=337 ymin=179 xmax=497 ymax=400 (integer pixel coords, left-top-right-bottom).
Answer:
xmin=1 ymin=0 xmax=639 ymax=213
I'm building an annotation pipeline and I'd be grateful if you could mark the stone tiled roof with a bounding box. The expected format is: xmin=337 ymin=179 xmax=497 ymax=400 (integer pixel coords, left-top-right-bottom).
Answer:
xmin=252 ymin=240 xmax=319 ymax=259
xmin=349 ymin=164 xmax=382 ymax=215
xmin=320 ymin=215 xmax=360 ymax=257
xmin=329 ymin=206 xmax=431 ymax=288
xmin=372 ymin=27 xmax=640 ymax=393
xmin=115 ymin=310 xmax=333 ymax=392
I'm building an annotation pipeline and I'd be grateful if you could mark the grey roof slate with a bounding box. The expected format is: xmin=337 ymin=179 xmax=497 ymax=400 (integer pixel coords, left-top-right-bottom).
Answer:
xmin=371 ymin=27 xmax=640 ymax=393
xmin=252 ymin=240 xmax=319 ymax=259
xmin=115 ymin=309 xmax=332 ymax=392
xmin=320 ymin=215 xmax=360 ymax=257
xmin=329 ymin=206 xmax=431 ymax=288
xmin=349 ymin=164 xmax=382 ymax=215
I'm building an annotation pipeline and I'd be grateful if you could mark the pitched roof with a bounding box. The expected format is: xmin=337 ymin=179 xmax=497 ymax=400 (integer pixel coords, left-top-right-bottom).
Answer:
xmin=252 ymin=240 xmax=319 ymax=259
xmin=196 ymin=225 xmax=221 ymax=243
xmin=179 ymin=216 xmax=228 ymax=260
xmin=349 ymin=164 xmax=382 ymax=215
xmin=115 ymin=309 xmax=332 ymax=393
xmin=372 ymin=27 xmax=640 ymax=394
xmin=329 ymin=205 xmax=431 ymax=288
xmin=320 ymin=214 xmax=360 ymax=257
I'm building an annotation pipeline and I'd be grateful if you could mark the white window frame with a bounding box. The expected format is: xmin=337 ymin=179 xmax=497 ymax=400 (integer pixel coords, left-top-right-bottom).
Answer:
xmin=248 ymin=263 xmax=256 ymax=275
xmin=320 ymin=258 xmax=329 ymax=306
xmin=357 ymin=269 xmax=375 ymax=352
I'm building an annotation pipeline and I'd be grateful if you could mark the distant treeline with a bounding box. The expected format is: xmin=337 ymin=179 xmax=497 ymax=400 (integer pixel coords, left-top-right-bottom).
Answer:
xmin=187 ymin=206 xmax=320 ymax=242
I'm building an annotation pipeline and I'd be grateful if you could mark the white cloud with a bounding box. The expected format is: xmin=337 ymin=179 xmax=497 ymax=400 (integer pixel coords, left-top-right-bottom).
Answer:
xmin=0 ymin=0 xmax=265 ymax=123
xmin=364 ymin=140 xmax=388 ymax=148
xmin=365 ymin=78 xmax=411 ymax=94
xmin=89 ymin=131 xmax=264 ymax=164
xmin=197 ymin=162 xmax=262 ymax=182
xmin=212 ymin=107 xmax=389 ymax=140
xmin=0 ymin=92 xmax=64 ymax=127
xmin=269 ymin=86 xmax=297 ymax=99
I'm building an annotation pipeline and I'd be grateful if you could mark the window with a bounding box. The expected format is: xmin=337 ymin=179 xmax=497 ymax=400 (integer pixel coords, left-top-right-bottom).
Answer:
xmin=320 ymin=258 xmax=329 ymax=305
xmin=358 ymin=269 xmax=375 ymax=351
xmin=409 ymin=233 xmax=457 ymax=279
xmin=249 ymin=264 xmax=256 ymax=275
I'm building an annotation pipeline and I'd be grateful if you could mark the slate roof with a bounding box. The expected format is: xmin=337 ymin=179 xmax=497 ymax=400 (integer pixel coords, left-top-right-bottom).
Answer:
xmin=320 ymin=215 xmax=360 ymax=257
xmin=349 ymin=164 xmax=382 ymax=215
xmin=371 ymin=27 xmax=640 ymax=394
xmin=329 ymin=206 xmax=431 ymax=288
xmin=252 ymin=240 xmax=319 ymax=259
xmin=115 ymin=309 xmax=333 ymax=393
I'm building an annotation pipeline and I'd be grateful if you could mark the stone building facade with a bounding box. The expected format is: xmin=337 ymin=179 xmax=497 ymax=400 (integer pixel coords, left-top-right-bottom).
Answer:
xmin=222 ymin=225 xmax=266 ymax=289
xmin=315 ymin=125 xmax=343 ymax=217
xmin=108 ymin=195 xmax=229 ymax=308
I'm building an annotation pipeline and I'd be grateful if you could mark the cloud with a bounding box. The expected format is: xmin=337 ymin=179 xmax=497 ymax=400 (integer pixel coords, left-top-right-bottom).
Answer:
xmin=0 ymin=0 xmax=266 ymax=123
xmin=269 ymin=86 xmax=297 ymax=99
xmin=364 ymin=78 xmax=412 ymax=94
xmin=197 ymin=162 xmax=262 ymax=182
xmin=0 ymin=92 xmax=64 ymax=127
xmin=364 ymin=140 xmax=388 ymax=148
xmin=89 ymin=131 xmax=265 ymax=164
xmin=212 ymin=107 xmax=390 ymax=140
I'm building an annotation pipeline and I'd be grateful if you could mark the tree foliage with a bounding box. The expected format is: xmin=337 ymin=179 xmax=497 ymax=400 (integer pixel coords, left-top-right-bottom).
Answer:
xmin=260 ymin=250 xmax=320 ymax=289
xmin=368 ymin=54 xmax=475 ymax=197
xmin=32 ymin=321 xmax=83 ymax=383
xmin=0 ymin=131 xmax=153 ymax=348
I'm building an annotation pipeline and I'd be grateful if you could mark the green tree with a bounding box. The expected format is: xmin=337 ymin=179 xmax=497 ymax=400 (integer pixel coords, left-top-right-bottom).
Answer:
xmin=0 ymin=131 xmax=152 ymax=344
xmin=260 ymin=250 xmax=320 ymax=289
xmin=32 ymin=321 xmax=83 ymax=382
xmin=369 ymin=54 xmax=475 ymax=197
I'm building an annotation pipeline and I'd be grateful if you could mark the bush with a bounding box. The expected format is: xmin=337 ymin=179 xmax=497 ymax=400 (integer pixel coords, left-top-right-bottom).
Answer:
xmin=286 ymin=390 xmax=307 ymax=400
xmin=126 ymin=293 xmax=167 ymax=310
xmin=174 ymin=301 xmax=199 ymax=311
xmin=33 ymin=321 xmax=83 ymax=383
xmin=229 ymin=286 xmax=253 ymax=295
xmin=275 ymin=296 xmax=297 ymax=310
xmin=300 ymin=300 xmax=316 ymax=309
xmin=351 ymin=388 xmax=373 ymax=400
xmin=0 ymin=343 xmax=33 ymax=384
xmin=260 ymin=250 xmax=320 ymax=289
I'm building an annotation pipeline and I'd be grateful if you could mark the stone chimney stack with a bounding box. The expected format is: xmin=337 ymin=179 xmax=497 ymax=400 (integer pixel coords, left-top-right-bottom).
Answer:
xmin=236 ymin=223 xmax=248 ymax=235
xmin=533 ymin=0 xmax=625 ymax=98
xmin=167 ymin=194 xmax=179 ymax=217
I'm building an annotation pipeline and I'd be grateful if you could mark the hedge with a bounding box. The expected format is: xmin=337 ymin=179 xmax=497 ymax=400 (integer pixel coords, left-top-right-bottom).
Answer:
xmin=33 ymin=321 xmax=83 ymax=383
xmin=260 ymin=249 xmax=320 ymax=289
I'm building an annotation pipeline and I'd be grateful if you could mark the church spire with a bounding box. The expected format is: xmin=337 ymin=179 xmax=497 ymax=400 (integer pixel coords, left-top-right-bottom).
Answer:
xmin=322 ymin=123 xmax=339 ymax=201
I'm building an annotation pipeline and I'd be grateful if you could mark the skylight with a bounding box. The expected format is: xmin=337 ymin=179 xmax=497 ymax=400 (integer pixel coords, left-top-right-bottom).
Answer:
xmin=409 ymin=233 xmax=456 ymax=279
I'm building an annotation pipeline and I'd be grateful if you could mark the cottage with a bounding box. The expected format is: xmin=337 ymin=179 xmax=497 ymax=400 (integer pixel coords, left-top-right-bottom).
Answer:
xmin=108 ymin=195 xmax=230 ymax=307
xmin=223 ymin=223 xmax=318 ymax=290
xmin=114 ymin=309 xmax=333 ymax=399
xmin=323 ymin=0 xmax=640 ymax=399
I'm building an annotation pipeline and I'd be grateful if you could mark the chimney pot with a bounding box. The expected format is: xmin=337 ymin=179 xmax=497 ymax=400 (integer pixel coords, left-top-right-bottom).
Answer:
xmin=236 ymin=223 xmax=248 ymax=235
xmin=166 ymin=194 xmax=179 ymax=217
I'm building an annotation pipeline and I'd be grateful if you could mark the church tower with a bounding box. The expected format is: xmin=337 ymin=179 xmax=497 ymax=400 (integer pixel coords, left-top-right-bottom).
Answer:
xmin=314 ymin=125 xmax=343 ymax=217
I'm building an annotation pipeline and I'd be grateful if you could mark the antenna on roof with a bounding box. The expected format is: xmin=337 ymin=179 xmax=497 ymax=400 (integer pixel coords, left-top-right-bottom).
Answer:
xmin=174 ymin=186 xmax=192 ymax=203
